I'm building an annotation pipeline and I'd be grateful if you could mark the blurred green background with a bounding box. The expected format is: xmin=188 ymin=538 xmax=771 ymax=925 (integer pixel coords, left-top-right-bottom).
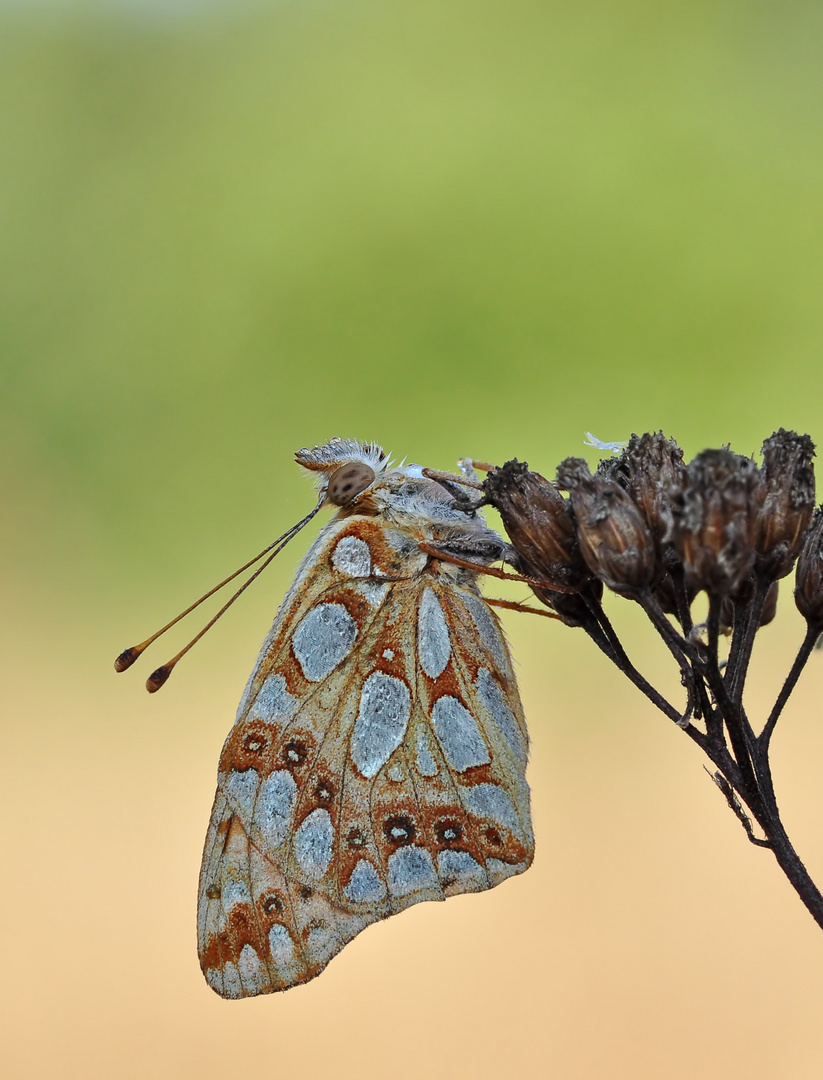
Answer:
xmin=3 ymin=2 xmax=823 ymax=1078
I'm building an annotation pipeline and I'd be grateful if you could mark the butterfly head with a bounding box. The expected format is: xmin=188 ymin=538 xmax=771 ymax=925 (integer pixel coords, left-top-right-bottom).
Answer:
xmin=295 ymin=437 xmax=462 ymax=520
xmin=295 ymin=438 xmax=390 ymax=507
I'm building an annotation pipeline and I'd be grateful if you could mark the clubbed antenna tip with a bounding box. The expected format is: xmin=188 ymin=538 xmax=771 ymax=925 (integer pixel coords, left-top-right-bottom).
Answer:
xmin=146 ymin=665 xmax=173 ymax=693
xmin=114 ymin=646 xmax=142 ymax=673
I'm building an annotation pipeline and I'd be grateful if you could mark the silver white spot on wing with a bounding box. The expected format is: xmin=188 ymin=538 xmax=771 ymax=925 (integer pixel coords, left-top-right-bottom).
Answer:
xmin=225 ymin=768 xmax=259 ymax=815
xmin=238 ymin=944 xmax=266 ymax=995
xmin=432 ymin=696 xmax=490 ymax=772
xmin=221 ymin=878 xmax=251 ymax=912
xmin=294 ymin=808 xmax=334 ymax=879
xmin=351 ymin=579 xmax=390 ymax=608
xmin=221 ymin=960 xmax=242 ymax=998
xmin=486 ymin=858 xmax=529 ymax=884
xmin=254 ymin=674 xmax=298 ymax=724
xmin=387 ymin=845 xmax=438 ymax=897
xmin=417 ymin=587 xmax=451 ymax=679
xmin=292 ymin=602 xmax=357 ymax=682
xmin=253 ymin=769 xmax=297 ymax=848
xmin=351 ymin=672 xmax=411 ymax=778
xmin=415 ymin=726 xmax=438 ymax=776
xmin=437 ymin=849 xmax=487 ymax=888
xmin=332 ymin=535 xmax=372 ymax=577
xmin=462 ymin=782 xmax=521 ymax=835
xmin=344 ymin=859 xmax=387 ymax=903
xmin=268 ymin=924 xmax=296 ymax=965
xmin=382 ymin=647 xmax=395 ymax=660
xmin=477 ymin=668 xmax=527 ymax=762
xmin=464 ymin=593 xmax=507 ymax=671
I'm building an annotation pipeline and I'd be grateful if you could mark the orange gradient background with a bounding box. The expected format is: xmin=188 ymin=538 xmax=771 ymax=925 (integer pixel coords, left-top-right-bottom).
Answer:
xmin=3 ymin=2 xmax=823 ymax=1077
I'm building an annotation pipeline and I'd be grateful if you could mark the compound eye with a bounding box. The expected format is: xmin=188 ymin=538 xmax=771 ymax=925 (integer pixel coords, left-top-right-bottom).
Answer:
xmin=327 ymin=462 xmax=375 ymax=505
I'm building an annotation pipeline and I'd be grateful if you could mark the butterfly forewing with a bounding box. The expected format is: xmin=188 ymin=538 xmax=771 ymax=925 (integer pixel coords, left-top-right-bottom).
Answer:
xmin=197 ymin=440 xmax=534 ymax=997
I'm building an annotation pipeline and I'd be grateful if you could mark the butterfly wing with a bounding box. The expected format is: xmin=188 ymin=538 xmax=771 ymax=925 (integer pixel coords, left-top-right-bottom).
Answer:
xmin=197 ymin=516 xmax=533 ymax=998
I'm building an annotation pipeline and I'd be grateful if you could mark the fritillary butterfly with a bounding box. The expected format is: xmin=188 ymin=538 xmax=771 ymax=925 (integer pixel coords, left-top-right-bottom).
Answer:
xmin=196 ymin=437 xmax=534 ymax=997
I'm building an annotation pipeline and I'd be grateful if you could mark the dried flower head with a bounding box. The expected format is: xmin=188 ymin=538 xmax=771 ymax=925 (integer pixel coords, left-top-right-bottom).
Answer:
xmin=625 ymin=432 xmax=685 ymax=544
xmin=755 ymin=429 xmax=816 ymax=580
xmin=556 ymin=457 xmax=656 ymax=593
xmin=598 ymin=432 xmax=687 ymax=582
xmin=669 ymin=449 xmax=760 ymax=596
xmin=484 ymin=460 xmax=587 ymax=590
xmin=483 ymin=459 xmax=601 ymax=626
xmin=795 ymin=507 xmax=823 ymax=628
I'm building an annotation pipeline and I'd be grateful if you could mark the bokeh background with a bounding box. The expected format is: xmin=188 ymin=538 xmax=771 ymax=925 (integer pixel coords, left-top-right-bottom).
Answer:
xmin=3 ymin=1 xmax=823 ymax=1077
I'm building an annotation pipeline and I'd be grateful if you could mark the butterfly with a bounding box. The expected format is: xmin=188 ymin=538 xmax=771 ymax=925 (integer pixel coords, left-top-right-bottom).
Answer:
xmin=193 ymin=437 xmax=534 ymax=998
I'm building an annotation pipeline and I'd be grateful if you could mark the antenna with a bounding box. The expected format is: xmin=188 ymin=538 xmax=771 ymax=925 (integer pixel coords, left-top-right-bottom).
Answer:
xmin=114 ymin=497 xmax=324 ymax=691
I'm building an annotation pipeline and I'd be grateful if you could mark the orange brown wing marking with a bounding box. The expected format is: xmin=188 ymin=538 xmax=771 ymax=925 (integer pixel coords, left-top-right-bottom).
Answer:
xmin=395 ymin=580 xmax=492 ymax=894
xmin=445 ymin=588 xmax=529 ymax=763
xmin=328 ymin=518 xmax=417 ymax=578
xmin=198 ymin=523 xmax=408 ymax=996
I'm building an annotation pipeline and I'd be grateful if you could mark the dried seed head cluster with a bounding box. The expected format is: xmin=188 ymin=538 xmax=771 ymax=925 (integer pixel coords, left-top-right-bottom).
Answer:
xmin=485 ymin=429 xmax=819 ymax=635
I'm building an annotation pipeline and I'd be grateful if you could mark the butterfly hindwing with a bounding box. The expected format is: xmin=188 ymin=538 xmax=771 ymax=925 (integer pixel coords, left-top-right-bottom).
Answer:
xmin=198 ymin=799 xmax=378 ymax=996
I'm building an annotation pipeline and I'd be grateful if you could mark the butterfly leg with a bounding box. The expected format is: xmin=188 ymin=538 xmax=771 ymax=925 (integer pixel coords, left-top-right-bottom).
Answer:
xmin=417 ymin=540 xmax=579 ymax=595
xmin=483 ymin=597 xmax=560 ymax=619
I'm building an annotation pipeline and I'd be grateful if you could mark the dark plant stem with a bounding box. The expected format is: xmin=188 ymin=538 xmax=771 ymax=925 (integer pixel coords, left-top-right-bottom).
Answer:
xmin=707 ymin=593 xmax=722 ymax=668
xmin=621 ymin=589 xmax=823 ymax=929
xmin=667 ymin=565 xmax=716 ymax=731
xmin=633 ymin=589 xmax=708 ymax=726
xmin=754 ymin=797 xmax=823 ymax=930
xmin=760 ymin=624 xmax=820 ymax=750
xmin=707 ymin=769 xmax=770 ymax=847
xmin=562 ymin=579 xmax=823 ymax=933
xmin=578 ymin=596 xmax=685 ymax=726
xmin=670 ymin=565 xmax=694 ymax=634
xmin=634 ymin=589 xmax=692 ymax=670
xmin=726 ymin=575 xmax=769 ymax=703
